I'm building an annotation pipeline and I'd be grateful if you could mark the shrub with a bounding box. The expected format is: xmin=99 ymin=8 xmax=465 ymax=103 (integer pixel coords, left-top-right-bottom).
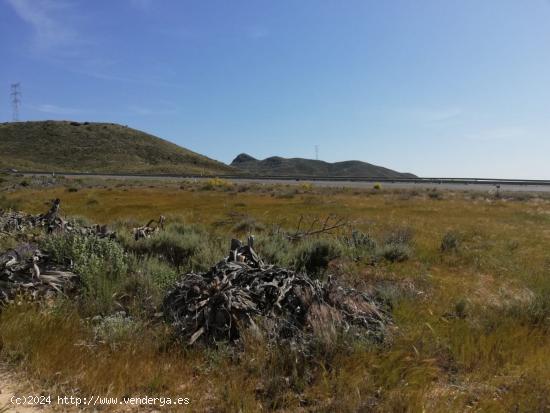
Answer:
xmin=122 ymin=222 xmax=224 ymax=272
xmin=144 ymin=230 xmax=201 ymax=268
xmin=376 ymin=242 xmax=412 ymax=263
xmin=92 ymin=313 xmax=142 ymax=349
xmin=454 ymin=299 xmax=468 ymax=319
xmin=441 ymin=230 xmax=461 ymax=252
xmin=376 ymin=227 xmax=414 ymax=262
xmin=19 ymin=180 xmax=29 ymax=187
xmin=346 ymin=230 xmax=377 ymax=250
xmin=256 ymin=233 xmax=293 ymax=266
xmin=201 ymin=178 xmax=233 ymax=191
xmin=293 ymin=238 xmax=342 ymax=276
xmin=373 ymin=183 xmax=382 ymax=190
xmin=43 ymin=233 xmax=128 ymax=314
xmin=232 ymin=217 xmax=265 ymax=234
xmin=383 ymin=227 xmax=414 ymax=246
xmin=341 ymin=230 xmax=378 ymax=261
xmin=521 ymin=288 xmax=550 ymax=327
xmin=66 ymin=187 xmax=79 ymax=193
xmin=428 ymin=189 xmax=442 ymax=200
xmin=135 ymin=255 xmax=179 ymax=292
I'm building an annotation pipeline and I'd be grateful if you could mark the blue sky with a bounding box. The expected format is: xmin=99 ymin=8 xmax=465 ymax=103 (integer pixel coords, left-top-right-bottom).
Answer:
xmin=1 ymin=0 xmax=549 ymax=178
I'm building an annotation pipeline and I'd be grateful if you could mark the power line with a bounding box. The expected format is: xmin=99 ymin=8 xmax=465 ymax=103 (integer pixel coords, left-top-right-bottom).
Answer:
xmin=10 ymin=83 xmax=21 ymax=122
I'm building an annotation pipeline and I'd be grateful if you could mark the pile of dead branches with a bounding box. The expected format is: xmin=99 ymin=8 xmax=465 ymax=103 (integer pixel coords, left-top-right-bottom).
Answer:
xmin=163 ymin=237 xmax=391 ymax=346
xmin=0 ymin=199 xmax=115 ymax=238
xmin=133 ymin=215 xmax=165 ymax=240
xmin=0 ymin=243 xmax=78 ymax=304
xmin=0 ymin=199 xmax=115 ymax=305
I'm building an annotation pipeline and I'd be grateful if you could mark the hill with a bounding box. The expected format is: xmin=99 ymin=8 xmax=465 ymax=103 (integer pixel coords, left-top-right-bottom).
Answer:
xmin=0 ymin=121 xmax=234 ymax=175
xmin=231 ymin=153 xmax=416 ymax=178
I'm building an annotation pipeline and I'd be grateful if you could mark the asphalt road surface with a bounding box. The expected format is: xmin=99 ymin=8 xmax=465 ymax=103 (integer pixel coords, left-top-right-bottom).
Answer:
xmin=20 ymin=172 xmax=550 ymax=193
xmin=231 ymin=178 xmax=550 ymax=193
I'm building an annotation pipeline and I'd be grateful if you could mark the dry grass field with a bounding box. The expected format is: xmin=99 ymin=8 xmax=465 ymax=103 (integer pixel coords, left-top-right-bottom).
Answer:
xmin=1 ymin=175 xmax=550 ymax=412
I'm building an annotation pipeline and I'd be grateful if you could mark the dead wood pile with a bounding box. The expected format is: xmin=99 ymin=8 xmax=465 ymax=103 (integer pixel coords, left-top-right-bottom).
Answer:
xmin=163 ymin=237 xmax=391 ymax=345
xmin=133 ymin=215 xmax=165 ymax=240
xmin=0 ymin=198 xmax=115 ymax=238
xmin=0 ymin=199 xmax=110 ymax=305
xmin=0 ymin=243 xmax=77 ymax=304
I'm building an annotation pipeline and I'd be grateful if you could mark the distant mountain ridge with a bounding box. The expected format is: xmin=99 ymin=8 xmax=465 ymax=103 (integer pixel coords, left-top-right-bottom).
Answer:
xmin=0 ymin=121 xmax=234 ymax=175
xmin=231 ymin=153 xmax=416 ymax=178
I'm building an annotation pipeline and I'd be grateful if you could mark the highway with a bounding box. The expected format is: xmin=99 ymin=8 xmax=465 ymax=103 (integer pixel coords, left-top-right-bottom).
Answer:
xmin=15 ymin=171 xmax=550 ymax=193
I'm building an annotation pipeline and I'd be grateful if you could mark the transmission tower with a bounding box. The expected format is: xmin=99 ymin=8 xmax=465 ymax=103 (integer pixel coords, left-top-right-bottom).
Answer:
xmin=10 ymin=83 xmax=21 ymax=122
xmin=315 ymin=144 xmax=319 ymax=160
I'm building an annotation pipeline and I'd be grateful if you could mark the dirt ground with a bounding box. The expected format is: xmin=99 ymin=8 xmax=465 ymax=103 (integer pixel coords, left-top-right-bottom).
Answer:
xmin=0 ymin=367 xmax=47 ymax=412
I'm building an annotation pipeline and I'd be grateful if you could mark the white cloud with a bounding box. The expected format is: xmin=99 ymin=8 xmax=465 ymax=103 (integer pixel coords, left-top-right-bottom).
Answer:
xmin=6 ymin=0 xmax=78 ymax=52
xmin=410 ymin=107 xmax=463 ymax=123
xmin=32 ymin=103 xmax=90 ymax=115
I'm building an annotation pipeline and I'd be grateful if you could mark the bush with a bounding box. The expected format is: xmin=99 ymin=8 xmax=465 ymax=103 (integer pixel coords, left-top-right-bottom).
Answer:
xmin=122 ymin=222 xmax=224 ymax=272
xmin=201 ymin=178 xmax=233 ymax=191
xmin=454 ymin=299 xmax=468 ymax=319
xmin=522 ymin=289 xmax=550 ymax=327
xmin=376 ymin=227 xmax=414 ymax=262
xmin=43 ymin=233 xmax=128 ymax=314
xmin=134 ymin=255 xmax=179 ymax=292
xmin=428 ymin=189 xmax=442 ymax=200
xmin=341 ymin=230 xmax=378 ymax=261
xmin=373 ymin=183 xmax=382 ymax=190
xmin=232 ymin=217 xmax=265 ymax=234
xmin=143 ymin=230 xmax=202 ymax=268
xmin=293 ymin=238 xmax=342 ymax=276
xmin=376 ymin=242 xmax=412 ymax=263
xmin=383 ymin=227 xmax=414 ymax=246
xmin=256 ymin=233 xmax=293 ymax=266
xmin=441 ymin=231 xmax=461 ymax=252
xmin=346 ymin=230 xmax=377 ymax=250
xmin=92 ymin=313 xmax=142 ymax=349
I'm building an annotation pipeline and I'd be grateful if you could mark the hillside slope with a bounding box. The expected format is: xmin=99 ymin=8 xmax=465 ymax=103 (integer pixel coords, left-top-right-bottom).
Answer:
xmin=231 ymin=153 xmax=416 ymax=178
xmin=0 ymin=121 xmax=234 ymax=175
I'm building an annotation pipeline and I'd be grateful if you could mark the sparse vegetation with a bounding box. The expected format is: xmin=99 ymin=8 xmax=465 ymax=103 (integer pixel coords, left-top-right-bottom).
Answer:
xmin=43 ymin=233 xmax=128 ymax=314
xmin=441 ymin=230 xmax=461 ymax=252
xmin=201 ymin=177 xmax=233 ymax=191
xmin=232 ymin=216 xmax=265 ymax=233
xmin=0 ymin=194 xmax=19 ymax=211
xmin=0 ymin=121 xmax=234 ymax=175
xmin=1 ymin=181 xmax=550 ymax=412
xmin=293 ymin=238 xmax=342 ymax=275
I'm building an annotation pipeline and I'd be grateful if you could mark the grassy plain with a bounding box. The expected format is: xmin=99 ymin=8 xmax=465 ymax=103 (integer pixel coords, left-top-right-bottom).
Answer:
xmin=1 ymin=175 xmax=550 ymax=412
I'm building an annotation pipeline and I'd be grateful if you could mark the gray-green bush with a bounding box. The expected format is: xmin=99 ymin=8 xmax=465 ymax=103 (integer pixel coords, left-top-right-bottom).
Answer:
xmin=293 ymin=238 xmax=342 ymax=276
xmin=441 ymin=230 xmax=461 ymax=252
xmin=43 ymin=233 xmax=127 ymax=314
xmin=255 ymin=233 xmax=293 ymax=267
xmin=120 ymin=222 xmax=224 ymax=272
xmin=376 ymin=227 xmax=414 ymax=263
